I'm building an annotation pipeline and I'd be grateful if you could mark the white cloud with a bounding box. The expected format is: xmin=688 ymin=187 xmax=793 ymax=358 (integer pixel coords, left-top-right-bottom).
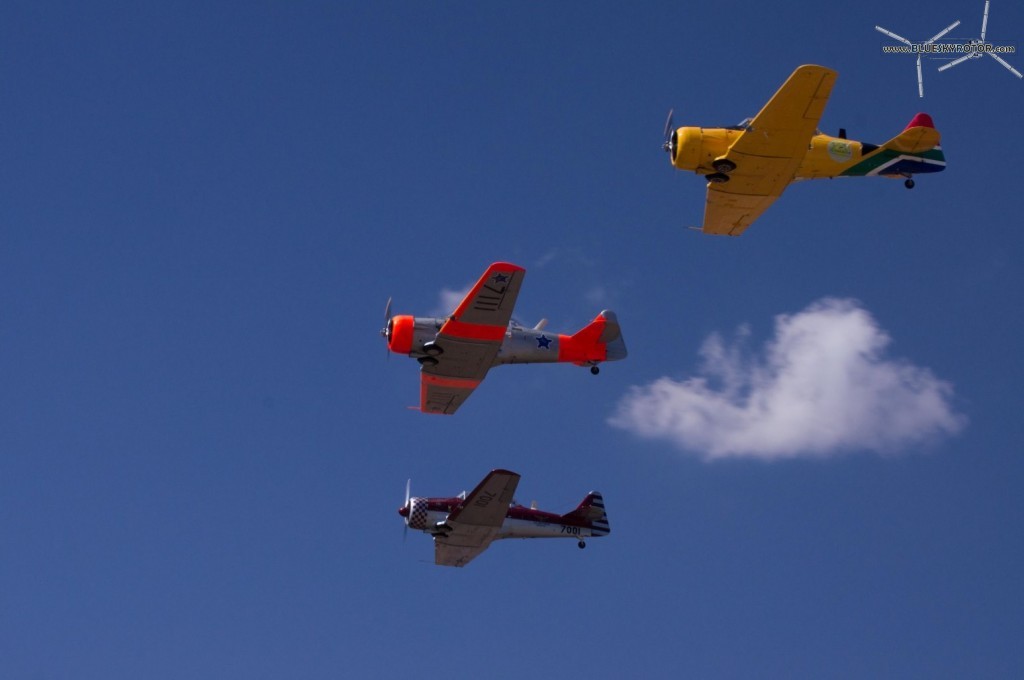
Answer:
xmin=585 ymin=285 xmax=607 ymax=306
xmin=609 ymin=298 xmax=966 ymax=460
xmin=534 ymin=249 xmax=558 ymax=268
xmin=432 ymin=284 xmax=471 ymax=317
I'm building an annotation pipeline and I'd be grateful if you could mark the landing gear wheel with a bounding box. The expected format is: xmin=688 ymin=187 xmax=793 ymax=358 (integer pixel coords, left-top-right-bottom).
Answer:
xmin=417 ymin=356 xmax=439 ymax=367
xmin=578 ymin=540 xmax=586 ymax=549
xmin=706 ymin=172 xmax=730 ymax=184
xmin=712 ymin=158 xmax=736 ymax=173
xmin=904 ymin=178 xmax=915 ymax=189
xmin=423 ymin=342 xmax=444 ymax=356
xmin=590 ymin=365 xmax=600 ymax=375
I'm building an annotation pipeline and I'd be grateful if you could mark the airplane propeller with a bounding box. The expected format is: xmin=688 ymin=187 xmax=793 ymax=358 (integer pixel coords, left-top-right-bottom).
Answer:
xmin=381 ymin=296 xmax=393 ymax=359
xmin=402 ymin=478 xmax=411 ymax=541
xmin=661 ymin=108 xmax=675 ymax=155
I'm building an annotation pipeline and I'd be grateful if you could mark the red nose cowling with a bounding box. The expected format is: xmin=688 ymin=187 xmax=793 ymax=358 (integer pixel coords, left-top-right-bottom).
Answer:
xmin=388 ymin=315 xmax=414 ymax=355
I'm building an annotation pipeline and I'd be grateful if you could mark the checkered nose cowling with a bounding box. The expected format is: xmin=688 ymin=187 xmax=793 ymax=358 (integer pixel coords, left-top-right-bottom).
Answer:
xmin=407 ymin=498 xmax=430 ymax=531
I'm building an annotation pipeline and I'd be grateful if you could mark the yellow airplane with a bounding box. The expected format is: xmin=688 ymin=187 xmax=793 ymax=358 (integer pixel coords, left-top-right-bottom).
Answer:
xmin=663 ymin=64 xmax=946 ymax=236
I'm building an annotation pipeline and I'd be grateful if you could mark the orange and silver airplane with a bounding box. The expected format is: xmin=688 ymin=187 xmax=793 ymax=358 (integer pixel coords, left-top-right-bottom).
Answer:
xmin=399 ymin=469 xmax=610 ymax=567
xmin=381 ymin=262 xmax=626 ymax=414
xmin=663 ymin=64 xmax=946 ymax=236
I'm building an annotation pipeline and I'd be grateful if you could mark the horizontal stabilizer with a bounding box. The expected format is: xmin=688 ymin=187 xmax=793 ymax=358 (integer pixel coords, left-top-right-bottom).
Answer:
xmin=882 ymin=113 xmax=940 ymax=153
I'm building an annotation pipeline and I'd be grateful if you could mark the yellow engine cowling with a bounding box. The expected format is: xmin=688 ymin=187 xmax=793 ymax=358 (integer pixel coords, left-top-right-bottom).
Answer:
xmin=671 ymin=127 xmax=736 ymax=173
xmin=671 ymin=126 xmax=705 ymax=171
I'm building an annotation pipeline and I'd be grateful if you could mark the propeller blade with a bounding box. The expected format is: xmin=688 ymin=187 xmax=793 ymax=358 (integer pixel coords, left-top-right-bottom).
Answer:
xmin=875 ymin=25 xmax=913 ymax=46
xmin=980 ymin=0 xmax=989 ymax=42
xmin=381 ymin=296 xmax=394 ymax=359
xmin=662 ymin=108 xmax=674 ymax=152
xmin=938 ymin=53 xmax=973 ymax=72
xmin=926 ymin=20 xmax=960 ymax=45
xmin=917 ymin=56 xmax=924 ymax=98
xmin=988 ymin=52 xmax=1023 ymax=78
xmin=402 ymin=478 xmax=411 ymax=541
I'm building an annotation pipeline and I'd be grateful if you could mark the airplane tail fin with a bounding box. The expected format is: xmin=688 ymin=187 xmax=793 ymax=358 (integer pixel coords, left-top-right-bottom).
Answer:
xmin=562 ymin=492 xmax=610 ymax=536
xmin=558 ymin=310 xmax=627 ymax=365
xmin=881 ymin=112 xmax=942 ymax=154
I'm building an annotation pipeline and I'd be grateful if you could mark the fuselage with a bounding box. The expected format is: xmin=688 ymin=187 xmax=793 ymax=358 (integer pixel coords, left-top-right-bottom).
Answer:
xmin=400 ymin=497 xmax=604 ymax=541
xmin=669 ymin=125 xmax=945 ymax=179
xmin=386 ymin=315 xmax=613 ymax=366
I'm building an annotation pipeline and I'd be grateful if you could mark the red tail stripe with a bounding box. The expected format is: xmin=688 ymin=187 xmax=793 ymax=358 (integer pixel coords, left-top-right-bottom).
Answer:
xmin=904 ymin=112 xmax=935 ymax=130
xmin=557 ymin=315 xmax=609 ymax=363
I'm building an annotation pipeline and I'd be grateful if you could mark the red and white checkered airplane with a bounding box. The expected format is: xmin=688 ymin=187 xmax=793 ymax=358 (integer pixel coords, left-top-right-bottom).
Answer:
xmin=399 ymin=469 xmax=610 ymax=567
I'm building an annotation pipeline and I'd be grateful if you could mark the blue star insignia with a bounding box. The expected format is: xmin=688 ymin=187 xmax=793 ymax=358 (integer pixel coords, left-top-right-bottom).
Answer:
xmin=536 ymin=334 xmax=552 ymax=349
xmin=492 ymin=273 xmax=509 ymax=283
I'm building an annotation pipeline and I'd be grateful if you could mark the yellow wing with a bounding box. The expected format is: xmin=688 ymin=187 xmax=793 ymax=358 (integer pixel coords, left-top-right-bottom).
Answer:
xmin=703 ymin=65 xmax=837 ymax=236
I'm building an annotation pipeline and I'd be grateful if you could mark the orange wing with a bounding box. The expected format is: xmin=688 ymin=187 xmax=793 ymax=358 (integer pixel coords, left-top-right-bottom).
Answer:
xmin=420 ymin=263 xmax=525 ymax=414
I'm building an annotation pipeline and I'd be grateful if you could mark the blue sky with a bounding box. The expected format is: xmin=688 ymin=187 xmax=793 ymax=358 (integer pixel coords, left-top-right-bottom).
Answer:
xmin=2 ymin=1 xmax=1022 ymax=677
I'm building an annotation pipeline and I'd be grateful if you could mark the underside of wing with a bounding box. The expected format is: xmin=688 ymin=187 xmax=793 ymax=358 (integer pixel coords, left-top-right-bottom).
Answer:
xmin=704 ymin=65 xmax=837 ymax=236
xmin=446 ymin=262 xmax=525 ymax=331
xmin=434 ymin=470 xmax=520 ymax=567
xmin=435 ymin=531 xmax=497 ymax=567
xmin=447 ymin=469 xmax=520 ymax=527
xmin=732 ymin=65 xmax=837 ymax=161
xmin=418 ymin=263 xmax=525 ymax=414
xmin=420 ymin=373 xmax=481 ymax=415
xmin=702 ymin=186 xmax=781 ymax=236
